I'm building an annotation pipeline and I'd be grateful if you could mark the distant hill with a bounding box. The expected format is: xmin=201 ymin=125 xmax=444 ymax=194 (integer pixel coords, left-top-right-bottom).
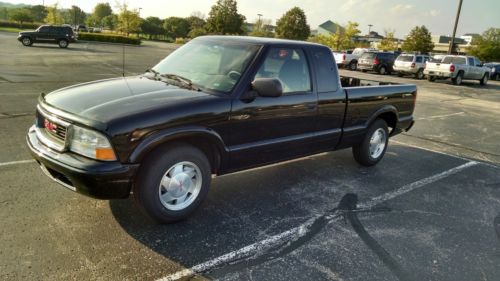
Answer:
xmin=0 ymin=1 xmax=29 ymax=8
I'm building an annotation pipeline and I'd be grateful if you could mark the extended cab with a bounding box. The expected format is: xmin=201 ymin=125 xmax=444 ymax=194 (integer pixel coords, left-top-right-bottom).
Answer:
xmin=18 ymin=25 xmax=76 ymax=48
xmin=27 ymin=36 xmax=416 ymax=223
xmin=424 ymin=55 xmax=490 ymax=85
xmin=333 ymin=48 xmax=375 ymax=71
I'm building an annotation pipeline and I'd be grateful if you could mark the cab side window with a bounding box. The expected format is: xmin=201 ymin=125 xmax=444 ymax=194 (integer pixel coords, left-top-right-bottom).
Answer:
xmin=415 ymin=56 xmax=423 ymax=63
xmin=468 ymin=57 xmax=475 ymax=66
xmin=255 ymin=48 xmax=311 ymax=94
xmin=312 ymin=47 xmax=338 ymax=92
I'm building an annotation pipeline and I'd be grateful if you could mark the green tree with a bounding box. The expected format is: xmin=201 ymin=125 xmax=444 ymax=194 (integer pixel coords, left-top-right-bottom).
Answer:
xmin=188 ymin=28 xmax=207 ymax=38
xmin=187 ymin=15 xmax=205 ymax=30
xmin=116 ymin=3 xmax=141 ymax=36
xmin=378 ymin=31 xmax=398 ymax=51
xmin=401 ymin=25 xmax=434 ymax=53
xmin=68 ymin=5 xmax=86 ymax=25
xmin=141 ymin=16 xmax=164 ymax=39
xmin=102 ymin=14 xmax=118 ymax=30
xmin=92 ymin=2 xmax=112 ymax=26
xmin=44 ymin=4 xmax=62 ymax=25
xmin=249 ymin=17 xmax=274 ymax=38
xmin=9 ymin=8 xmax=34 ymax=25
xmin=164 ymin=17 xmax=190 ymax=39
xmin=468 ymin=28 xmax=500 ymax=62
xmin=275 ymin=7 xmax=310 ymax=40
xmin=205 ymin=0 xmax=246 ymax=35
xmin=29 ymin=5 xmax=47 ymax=22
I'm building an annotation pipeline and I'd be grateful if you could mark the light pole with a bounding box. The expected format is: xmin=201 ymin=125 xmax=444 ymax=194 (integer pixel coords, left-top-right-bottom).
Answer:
xmin=448 ymin=0 xmax=463 ymax=54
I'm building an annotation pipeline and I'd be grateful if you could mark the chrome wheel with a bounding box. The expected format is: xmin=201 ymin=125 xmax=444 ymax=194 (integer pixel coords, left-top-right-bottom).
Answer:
xmin=158 ymin=161 xmax=202 ymax=211
xmin=22 ymin=37 xmax=31 ymax=46
xmin=369 ymin=128 xmax=386 ymax=159
xmin=379 ymin=67 xmax=386 ymax=75
xmin=59 ymin=40 xmax=68 ymax=48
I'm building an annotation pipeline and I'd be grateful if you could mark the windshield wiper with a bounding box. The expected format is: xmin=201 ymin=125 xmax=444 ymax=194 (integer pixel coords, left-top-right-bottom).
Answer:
xmin=160 ymin=73 xmax=201 ymax=91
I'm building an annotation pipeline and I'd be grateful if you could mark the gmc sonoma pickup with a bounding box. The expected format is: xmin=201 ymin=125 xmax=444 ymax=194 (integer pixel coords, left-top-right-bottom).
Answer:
xmin=27 ymin=36 xmax=416 ymax=223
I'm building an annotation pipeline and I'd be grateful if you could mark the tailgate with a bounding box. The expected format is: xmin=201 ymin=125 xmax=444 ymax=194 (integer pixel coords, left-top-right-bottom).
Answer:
xmin=426 ymin=62 xmax=450 ymax=72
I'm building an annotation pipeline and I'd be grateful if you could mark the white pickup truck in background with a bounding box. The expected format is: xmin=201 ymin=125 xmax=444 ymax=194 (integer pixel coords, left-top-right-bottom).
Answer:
xmin=333 ymin=48 xmax=375 ymax=71
xmin=424 ymin=55 xmax=490 ymax=86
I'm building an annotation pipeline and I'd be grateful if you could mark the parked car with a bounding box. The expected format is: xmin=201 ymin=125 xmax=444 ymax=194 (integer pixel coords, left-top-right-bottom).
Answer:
xmin=484 ymin=62 xmax=500 ymax=80
xmin=17 ymin=25 xmax=76 ymax=48
xmin=424 ymin=55 xmax=491 ymax=85
xmin=75 ymin=24 xmax=88 ymax=32
xmin=27 ymin=36 xmax=416 ymax=223
xmin=394 ymin=54 xmax=430 ymax=79
xmin=357 ymin=51 xmax=396 ymax=75
xmin=333 ymin=48 xmax=375 ymax=71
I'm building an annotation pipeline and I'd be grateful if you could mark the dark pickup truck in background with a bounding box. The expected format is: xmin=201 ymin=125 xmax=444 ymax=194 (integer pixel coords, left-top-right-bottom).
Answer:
xmin=27 ymin=36 xmax=416 ymax=223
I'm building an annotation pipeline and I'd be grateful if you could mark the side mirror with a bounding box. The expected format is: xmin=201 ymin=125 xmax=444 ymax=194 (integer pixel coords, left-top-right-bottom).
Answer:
xmin=251 ymin=78 xmax=283 ymax=98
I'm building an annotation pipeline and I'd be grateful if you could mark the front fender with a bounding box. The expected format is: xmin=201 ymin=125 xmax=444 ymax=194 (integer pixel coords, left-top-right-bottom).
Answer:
xmin=128 ymin=126 xmax=229 ymax=164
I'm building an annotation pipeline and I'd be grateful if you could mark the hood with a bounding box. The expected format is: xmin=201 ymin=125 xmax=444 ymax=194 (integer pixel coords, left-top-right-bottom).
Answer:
xmin=44 ymin=76 xmax=214 ymax=123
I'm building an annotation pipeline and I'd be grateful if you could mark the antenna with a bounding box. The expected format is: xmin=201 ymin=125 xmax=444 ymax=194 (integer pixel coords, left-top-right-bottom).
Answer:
xmin=122 ymin=42 xmax=125 ymax=77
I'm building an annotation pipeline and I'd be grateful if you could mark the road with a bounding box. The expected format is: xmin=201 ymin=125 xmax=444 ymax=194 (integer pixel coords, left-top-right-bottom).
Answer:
xmin=1 ymin=32 xmax=499 ymax=281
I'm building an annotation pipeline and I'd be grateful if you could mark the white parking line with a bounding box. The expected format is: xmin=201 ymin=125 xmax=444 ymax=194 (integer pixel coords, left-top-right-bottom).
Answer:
xmin=416 ymin=112 xmax=465 ymax=120
xmin=156 ymin=161 xmax=479 ymax=281
xmin=0 ymin=159 xmax=35 ymax=167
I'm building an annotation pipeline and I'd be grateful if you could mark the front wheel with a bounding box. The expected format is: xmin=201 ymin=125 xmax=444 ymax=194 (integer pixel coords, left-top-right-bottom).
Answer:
xmin=427 ymin=75 xmax=436 ymax=82
xmin=21 ymin=37 xmax=32 ymax=46
xmin=134 ymin=144 xmax=211 ymax=223
xmin=58 ymin=39 xmax=69 ymax=48
xmin=479 ymin=74 xmax=488 ymax=85
xmin=352 ymin=119 xmax=389 ymax=166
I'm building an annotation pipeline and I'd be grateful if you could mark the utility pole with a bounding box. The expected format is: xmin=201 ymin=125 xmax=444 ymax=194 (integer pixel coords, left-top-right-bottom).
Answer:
xmin=448 ymin=0 xmax=463 ymax=54
xmin=368 ymin=24 xmax=373 ymax=35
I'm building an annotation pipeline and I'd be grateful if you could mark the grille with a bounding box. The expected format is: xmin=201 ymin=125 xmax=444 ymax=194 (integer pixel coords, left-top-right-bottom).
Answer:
xmin=36 ymin=109 xmax=68 ymax=143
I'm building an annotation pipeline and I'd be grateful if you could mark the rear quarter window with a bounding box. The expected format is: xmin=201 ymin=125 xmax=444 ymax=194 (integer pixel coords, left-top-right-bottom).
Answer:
xmin=311 ymin=47 xmax=338 ymax=93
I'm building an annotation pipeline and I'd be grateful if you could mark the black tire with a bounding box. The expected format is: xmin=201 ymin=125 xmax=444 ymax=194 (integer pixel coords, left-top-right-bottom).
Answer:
xmin=58 ymin=39 xmax=69 ymax=48
xmin=349 ymin=61 xmax=357 ymax=71
xmin=133 ymin=144 xmax=211 ymax=224
xmin=452 ymin=72 xmax=463 ymax=85
xmin=397 ymin=72 xmax=404 ymax=77
xmin=415 ymin=69 xmax=424 ymax=80
xmin=378 ymin=66 xmax=387 ymax=75
xmin=21 ymin=37 xmax=32 ymax=46
xmin=361 ymin=69 xmax=367 ymax=73
xmin=352 ymin=119 xmax=389 ymax=167
xmin=479 ymin=74 xmax=488 ymax=85
xmin=427 ymin=75 xmax=436 ymax=82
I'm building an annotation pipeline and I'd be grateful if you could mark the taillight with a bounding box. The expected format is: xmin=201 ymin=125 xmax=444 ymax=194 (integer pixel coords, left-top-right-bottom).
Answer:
xmin=450 ymin=65 xmax=455 ymax=72
xmin=411 ymin=62 xmax=416 ymax=68
xmin=343 ymin=54 xmax=346 ymax=61
xmin=374 ymin=58 xmax=379 ymax=65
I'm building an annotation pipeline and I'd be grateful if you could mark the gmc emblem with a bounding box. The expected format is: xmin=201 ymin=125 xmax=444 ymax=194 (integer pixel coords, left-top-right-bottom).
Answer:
xmin=44 ymin=119 xmax=57 ymax=133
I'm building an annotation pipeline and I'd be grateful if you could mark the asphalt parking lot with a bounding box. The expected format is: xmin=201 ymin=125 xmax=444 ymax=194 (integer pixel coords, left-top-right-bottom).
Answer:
xmin=1 ymin=32 xmax=499 ymax=281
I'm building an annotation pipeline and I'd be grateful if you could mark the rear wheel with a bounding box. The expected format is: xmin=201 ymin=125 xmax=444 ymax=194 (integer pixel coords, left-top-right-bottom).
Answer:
xmin=134 ymin=144 xmax=211 ymax=223
xmin=379 ymin=66 xmax=387 ymax=75
xmin=349 ymin=61 xmax=357 ymax=71
xmin=479 ymin=74 xmax=488 ymax=85
xmin=352 ymin=119 xmax=389 ymax=166
xmin=361 ymin=69 xmax=367 ymax=73
xmin=452 ymin=72 xmax=463 ymax=85
xmin=58 ymin=39 xmax=68 ymax=48
xmin=397 ymin=72 xmax=404 ymax=77
xmin=415 ymin=69 xmax=424 ymax=80
xmin=21 ymin=37 xmax=32 ymax=46
xmin=427 ymin=75 xmax=436 ymax=82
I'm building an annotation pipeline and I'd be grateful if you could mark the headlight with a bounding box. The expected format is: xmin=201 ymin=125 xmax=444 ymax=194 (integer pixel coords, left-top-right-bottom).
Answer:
xmin=69 ymin=125 xmax=116 ymax=161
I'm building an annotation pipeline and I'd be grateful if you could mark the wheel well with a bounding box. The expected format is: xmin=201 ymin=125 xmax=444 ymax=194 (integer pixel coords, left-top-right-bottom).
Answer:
xmin=145 ymin=135 xmax=222 ymax=175
xmin=377 ymin=112 xmax=397 ymax=133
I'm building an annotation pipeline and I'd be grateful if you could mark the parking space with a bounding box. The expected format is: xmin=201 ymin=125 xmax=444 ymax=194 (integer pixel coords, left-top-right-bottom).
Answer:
xmin=1 ymin=31 xmax=499 ymax=281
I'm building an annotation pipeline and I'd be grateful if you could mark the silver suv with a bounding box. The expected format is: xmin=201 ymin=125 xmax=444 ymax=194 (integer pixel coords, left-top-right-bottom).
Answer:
xmin=394 ymin=54 xmax=430 ymax=79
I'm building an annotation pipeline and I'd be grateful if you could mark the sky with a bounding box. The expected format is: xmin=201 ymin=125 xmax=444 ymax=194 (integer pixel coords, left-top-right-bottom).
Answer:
xmin=3 ymin=0 xmax=500 ymax=37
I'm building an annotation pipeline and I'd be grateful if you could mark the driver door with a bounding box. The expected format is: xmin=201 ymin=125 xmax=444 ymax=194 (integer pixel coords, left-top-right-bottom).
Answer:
xmin=228 ymin=47 xmax=318 ymax=171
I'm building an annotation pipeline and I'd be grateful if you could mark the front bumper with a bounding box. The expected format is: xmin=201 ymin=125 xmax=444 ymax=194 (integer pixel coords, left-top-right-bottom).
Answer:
xmin=27 ymin=125 xmax=139 ymax=199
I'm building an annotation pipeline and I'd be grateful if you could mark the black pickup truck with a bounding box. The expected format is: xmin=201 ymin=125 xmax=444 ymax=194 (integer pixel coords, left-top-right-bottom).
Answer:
xmin=27 ymin=36 xmax=416 ymax=223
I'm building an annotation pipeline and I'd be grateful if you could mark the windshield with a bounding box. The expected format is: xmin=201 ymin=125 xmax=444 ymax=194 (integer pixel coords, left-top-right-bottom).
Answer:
xmin=397 ymin=55 xmax=414 ymax=62
xmin=152 ymin=39 xmax=260 ymax=93
xmin=442 ymin=56 xmax=466 ymax=64
xmin=361 ymin=52 xmax=375 ymax=59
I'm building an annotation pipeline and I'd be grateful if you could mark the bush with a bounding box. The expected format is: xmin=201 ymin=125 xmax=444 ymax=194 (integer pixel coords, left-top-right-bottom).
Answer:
xmin=174 ymin=37 xmax=188 ymax=44
xmin=77 ymin=32 xmax=141 ymax=45
xmin=0 ymin=20 xmax=40 ymax=30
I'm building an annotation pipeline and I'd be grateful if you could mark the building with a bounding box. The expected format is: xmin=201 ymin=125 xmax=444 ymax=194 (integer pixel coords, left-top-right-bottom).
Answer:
xmin=431 ymin=35 xmax=470 ymax=54
xmin=460 ymin=33 xmax=480 ymax=45
xmin=317 ymin=20 xmax=345 ymax=36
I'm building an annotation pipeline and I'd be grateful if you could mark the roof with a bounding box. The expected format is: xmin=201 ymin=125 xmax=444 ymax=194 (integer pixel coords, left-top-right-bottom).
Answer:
xmin=195 ymin=35 xmax=325 ymax=47
xmin=318 ymin=20 xmax=345 ymax=34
